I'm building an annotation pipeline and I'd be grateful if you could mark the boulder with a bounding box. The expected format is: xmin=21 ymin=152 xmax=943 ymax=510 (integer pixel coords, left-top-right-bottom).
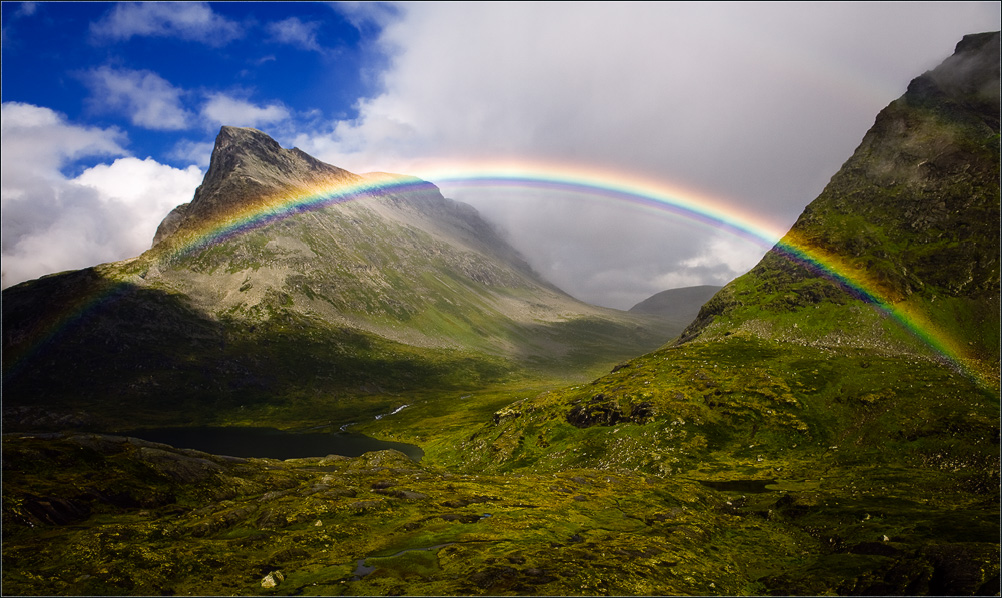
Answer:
xmin=261 ymin=570 xmax=284 ymax=588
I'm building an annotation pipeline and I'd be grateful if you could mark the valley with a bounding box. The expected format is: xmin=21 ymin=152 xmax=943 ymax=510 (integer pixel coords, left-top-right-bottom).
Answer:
xmin=2 ymin=32 xmax=999 ymax=596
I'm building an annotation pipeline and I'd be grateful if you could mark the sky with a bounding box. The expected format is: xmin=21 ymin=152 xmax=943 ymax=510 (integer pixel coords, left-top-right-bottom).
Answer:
xmin=2 ymin=2 xmax=999 ymax=309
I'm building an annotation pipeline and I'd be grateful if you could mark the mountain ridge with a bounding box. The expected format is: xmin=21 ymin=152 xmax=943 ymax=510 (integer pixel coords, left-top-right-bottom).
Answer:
xmin=135 ymin=127 xmax=669 ymax=356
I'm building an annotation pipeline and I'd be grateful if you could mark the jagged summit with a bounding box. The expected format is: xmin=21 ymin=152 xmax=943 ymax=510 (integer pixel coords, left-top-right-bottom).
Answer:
xmin=200 ymin=126 xmax=345 ymax=189
xmin=154 ymin=127 xmax=357 ymax=246
xmin=916 ymin=31 xmax=1000 ymax=115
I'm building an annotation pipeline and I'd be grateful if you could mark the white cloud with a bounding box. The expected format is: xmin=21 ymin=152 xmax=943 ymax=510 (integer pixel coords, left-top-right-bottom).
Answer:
xmin=80 ymin=68 xmax=293 ymax=134
xmin=1 ymin=0 xmax=38 ymax=46
xmin=1 ymin=102 xmax=202 ymax=288
xmin=13 ymin=2 xmax=37 ymax=18
xmin=332 ymin=2 xmax=401 ymax=34
xmin=82 ymin=66 xmax=193 ymax=130
xmin=294 ymin=2 xmax=999 ymax=308
xmin=73 ymin=157 xmax=204 ymax=252
xmin=168 ymin=139 xmax=214 ymax=168
xmin=1 ymin=102 xmax=127 ymax=180
xmin=267 ymin=17 xmax=322 ymax=52
xmin=674 ymin=234 xmax=765 ymax=286
xmin=90 ymin=2 xmax=242 ymax=46
xmin=201 ymin=93 xmax=291 ymax=129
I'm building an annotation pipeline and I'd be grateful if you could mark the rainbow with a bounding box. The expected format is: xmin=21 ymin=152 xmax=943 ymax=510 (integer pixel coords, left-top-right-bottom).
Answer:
xmin=160 ymin=162 xmax=784 ymax=261
xmin=5 ymin=163 xmax=995 ymax=390
xmin=2 ymin=275 xmax=137 ymax=382
xmin=415 ymin=164 xmax=991 ymax=387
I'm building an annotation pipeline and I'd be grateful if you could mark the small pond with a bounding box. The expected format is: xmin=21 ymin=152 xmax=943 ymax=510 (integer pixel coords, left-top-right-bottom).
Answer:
xmin=116 ymin=426 xmax=424 ymax=462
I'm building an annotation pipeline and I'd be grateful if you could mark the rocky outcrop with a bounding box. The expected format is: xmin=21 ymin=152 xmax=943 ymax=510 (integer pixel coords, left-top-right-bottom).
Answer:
xmin=565 ymin=393 xmax=654 ymax=428
xmin=261 ymin=570 xmax=284 ymax=588
xmin=151 ymin=202 xmax=189 ymax=247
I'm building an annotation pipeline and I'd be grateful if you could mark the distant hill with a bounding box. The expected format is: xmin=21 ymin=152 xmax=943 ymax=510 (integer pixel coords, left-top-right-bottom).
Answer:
xmin=627 ymin=285 xmax=722 ymax=327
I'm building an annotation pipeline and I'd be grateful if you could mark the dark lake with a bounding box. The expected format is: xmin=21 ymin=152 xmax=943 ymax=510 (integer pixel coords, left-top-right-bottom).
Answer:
xmin=117 ymin=426 xmax=424 ymax=462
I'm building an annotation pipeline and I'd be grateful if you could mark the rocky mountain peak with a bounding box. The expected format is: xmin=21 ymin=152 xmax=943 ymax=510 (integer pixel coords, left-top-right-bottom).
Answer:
xmin=203 ymin=126 xmax=339 ymax=189
xmin=153 ymin=127 xmax=356 ymax=247
xmin=905 ymin=31 xmax=1000 ymax=121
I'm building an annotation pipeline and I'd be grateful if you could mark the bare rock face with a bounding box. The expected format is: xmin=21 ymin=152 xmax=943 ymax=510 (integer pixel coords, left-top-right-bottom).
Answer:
xmin=151 ymin=202 xmax=190 ymax=247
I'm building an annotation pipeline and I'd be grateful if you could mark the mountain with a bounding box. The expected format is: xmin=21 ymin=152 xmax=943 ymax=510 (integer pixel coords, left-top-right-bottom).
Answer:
xmin=463 ymin=29 xmax=1000 ymax=472
xmin=679 ymin=31 xmax=1000 ymax=380
xmin=628 ymin=284 xmax=722 ymax=326
xmin=1 ymin=126 xmax=677 ymax=431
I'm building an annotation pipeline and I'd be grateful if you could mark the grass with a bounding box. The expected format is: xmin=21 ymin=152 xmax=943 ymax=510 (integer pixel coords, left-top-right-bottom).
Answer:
xmin=4 ymin=428 xmax=996 ymax=596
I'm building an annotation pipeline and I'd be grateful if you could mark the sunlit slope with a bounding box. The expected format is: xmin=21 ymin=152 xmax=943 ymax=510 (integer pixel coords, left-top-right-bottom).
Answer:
xmin=1 ymin=128 xmax=675 ymax=430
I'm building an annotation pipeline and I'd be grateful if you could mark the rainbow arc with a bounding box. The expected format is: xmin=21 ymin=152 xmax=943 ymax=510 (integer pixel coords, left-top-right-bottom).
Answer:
xmin=6 ymin=164 xmax=994 ymax=389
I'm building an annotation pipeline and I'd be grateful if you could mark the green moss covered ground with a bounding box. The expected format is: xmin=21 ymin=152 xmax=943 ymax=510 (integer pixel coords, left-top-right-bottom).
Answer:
xmin=4 ymin=427 xmax=997 ymax=596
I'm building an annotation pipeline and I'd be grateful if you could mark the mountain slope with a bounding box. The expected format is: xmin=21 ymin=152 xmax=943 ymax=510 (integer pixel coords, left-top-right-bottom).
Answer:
xmin=2 ymin=127 xmax=676 ymax=431
xmin=461 ymin=30 xmax=999 ymax=471
xmin=628 ymin=285 xmax=722 ymax=327
xmin=144 ymin=127 xmax=669 ymax=359
xmin=679 ymin=31 xmax=1000 ymax=381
